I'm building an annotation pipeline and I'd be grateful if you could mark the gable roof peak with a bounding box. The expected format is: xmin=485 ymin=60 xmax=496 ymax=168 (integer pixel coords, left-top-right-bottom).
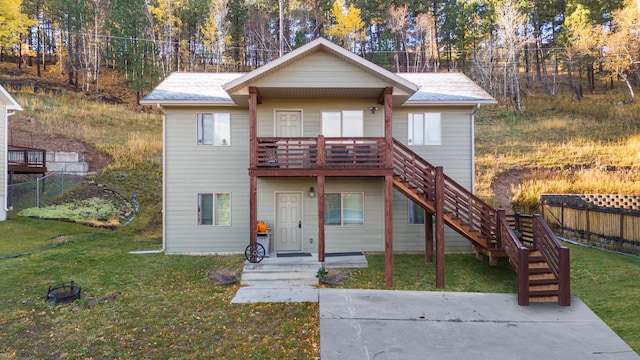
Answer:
xmin=223 ymin=37 xmax=419 ymax=95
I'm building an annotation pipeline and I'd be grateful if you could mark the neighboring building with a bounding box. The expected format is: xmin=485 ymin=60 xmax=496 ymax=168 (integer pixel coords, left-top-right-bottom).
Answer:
xmin=0 ymin=85 xmax=23 ymax=221
xmin=141 ymin=37 xmax=496 ymax=259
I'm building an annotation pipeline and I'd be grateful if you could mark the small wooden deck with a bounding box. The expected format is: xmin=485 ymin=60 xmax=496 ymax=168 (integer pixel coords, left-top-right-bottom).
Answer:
xmin=8 ymin=146 xmax=47 ymax=174
xmin=250 ymin=136 xmax=392 ymax=177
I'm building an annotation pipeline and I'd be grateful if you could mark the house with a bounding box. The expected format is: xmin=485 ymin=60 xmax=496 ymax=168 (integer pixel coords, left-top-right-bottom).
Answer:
xmin=1 ymin=85 xmax=23 ymax=221
xmin=141 ymin=37 xmax=497 ymax=283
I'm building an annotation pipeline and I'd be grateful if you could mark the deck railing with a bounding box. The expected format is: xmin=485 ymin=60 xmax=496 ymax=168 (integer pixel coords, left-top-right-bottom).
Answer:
xmin=8 ymin=148 xmax=47 ymax=168
xmin=499 ymin=211 xmax=530 ymax=305
xmin=256 ymin=136 xmax=386 ymax=169
xmin=393 ymin=139 xmax=497 ymax=244
xmin=533 ymin=214 xmax=571 ymax=306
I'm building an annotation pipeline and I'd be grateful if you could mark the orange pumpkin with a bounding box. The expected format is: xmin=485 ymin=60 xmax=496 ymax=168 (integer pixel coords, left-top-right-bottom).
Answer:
xmin=256 ymin=221 xmax=267 ymax=232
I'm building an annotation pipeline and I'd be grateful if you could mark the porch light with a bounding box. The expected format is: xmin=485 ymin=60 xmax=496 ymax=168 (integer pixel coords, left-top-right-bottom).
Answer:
xmin=309 ymin=187 xmax=315 ymax=198
xmin=369 ymin=106 xmax=379 ymax=114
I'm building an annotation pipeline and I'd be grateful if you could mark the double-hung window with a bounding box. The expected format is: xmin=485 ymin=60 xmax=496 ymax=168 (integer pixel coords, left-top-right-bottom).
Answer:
xmin=408 ymin=113 xmax=441 ymax=145
xmin=324 ymin=193 xmax=364 ymax=226
xmin=322 ymin=111 xmax=363 ymax=137
xmin=408 ymin=200 xmax=425 ymax=225
xmin=197 ymin=113 xmax=231 ymax=146
xmin=197 ymin=193 xmax=231 ymax=225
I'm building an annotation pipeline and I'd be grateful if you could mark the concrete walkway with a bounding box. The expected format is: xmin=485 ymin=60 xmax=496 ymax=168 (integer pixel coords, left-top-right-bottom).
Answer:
xmin=320 ymin=289 xmax=639 ymax=360
xmin=230 ymin=254 xmax=638 ymax=359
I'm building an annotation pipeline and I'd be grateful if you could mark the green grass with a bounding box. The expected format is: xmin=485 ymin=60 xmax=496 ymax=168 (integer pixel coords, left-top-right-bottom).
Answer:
xmin=0 ymin=220 xmax=318 ymax=359
xmin=2 ymin=218 xmax=638 ymax=357
xmin=568 ymin=244 xmax=640 ymax=352
xmin=3 ymin=75 xmax=639 ymax=358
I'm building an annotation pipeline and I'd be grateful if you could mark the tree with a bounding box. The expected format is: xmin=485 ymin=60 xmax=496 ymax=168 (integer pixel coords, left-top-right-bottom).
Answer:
xmin=564 ymin=3 xmax=602 ymax=97
xmin=108 ymin=0 xmax=159 ymax=103
xmin=201 ymin=0 xmax=227 ymax=71
xmin=602 ymin=0 xmax=640 ymax=102
xmin=326 ymin=0 xmax=365 ymax=52
xmin=0 ymin=0 xmax=34 ymax=62
xmin=495 ymin=0 xmax=528 ymax=110
xmin=225 ymin=0 xmax=248 ymax=70
xmin=388 ymin=5 xmax=410 ymax=72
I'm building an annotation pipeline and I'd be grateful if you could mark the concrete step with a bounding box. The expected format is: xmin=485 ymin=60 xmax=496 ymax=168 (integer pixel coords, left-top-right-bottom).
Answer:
xmin=243 ymin=262 xmax=321 ymax=272
xmin=241 ymin=270 xmax=318 ymax=286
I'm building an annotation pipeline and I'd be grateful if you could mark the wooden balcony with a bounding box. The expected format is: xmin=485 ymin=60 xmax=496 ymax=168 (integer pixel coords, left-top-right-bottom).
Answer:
xmin=8 ymin=146 xmax=47 ymax=174
xmin=250 ymin=136 xmax=392 ymax=177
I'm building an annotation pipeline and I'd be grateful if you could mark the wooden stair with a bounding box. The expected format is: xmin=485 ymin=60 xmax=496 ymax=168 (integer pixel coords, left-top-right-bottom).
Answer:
xmin=392 ymin=176 xmax=493 ymax=249
xmin=391 ymin=138 xmax=570 ymax=306
xmin=527 ymin=250 xmax=560 ymax=303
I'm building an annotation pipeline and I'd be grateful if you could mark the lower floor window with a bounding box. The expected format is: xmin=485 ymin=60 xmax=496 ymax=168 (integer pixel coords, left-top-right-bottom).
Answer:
xmin=409 ymin=200 xmax=425 ymax=225
xmin=325 ymin=192 xmax=364 ymax=226
xmin=198 ymin=193 xmax=231 ymax=225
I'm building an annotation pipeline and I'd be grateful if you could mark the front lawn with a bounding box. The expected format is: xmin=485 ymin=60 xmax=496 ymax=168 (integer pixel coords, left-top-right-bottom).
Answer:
xmin=1 ymin=219 xmax=638 ymax=358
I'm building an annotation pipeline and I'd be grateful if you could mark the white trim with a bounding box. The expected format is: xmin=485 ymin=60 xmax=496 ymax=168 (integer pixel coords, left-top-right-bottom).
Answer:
xmin=0 ymin=85 xmax=22 ymax=111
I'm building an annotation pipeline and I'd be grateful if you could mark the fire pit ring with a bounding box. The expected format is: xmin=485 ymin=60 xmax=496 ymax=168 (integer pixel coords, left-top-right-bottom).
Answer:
xmin=46 ymin=281 xmax=81 ymax=304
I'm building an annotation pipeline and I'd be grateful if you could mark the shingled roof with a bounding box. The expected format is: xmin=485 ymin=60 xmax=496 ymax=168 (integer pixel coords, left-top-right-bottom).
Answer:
xmin=141 ymin=38 xmax=495 ymax=106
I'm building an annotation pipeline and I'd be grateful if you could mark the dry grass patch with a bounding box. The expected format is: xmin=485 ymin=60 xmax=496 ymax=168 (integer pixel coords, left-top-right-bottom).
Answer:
xmin=476 ymin=92 xmax=640 ymax=209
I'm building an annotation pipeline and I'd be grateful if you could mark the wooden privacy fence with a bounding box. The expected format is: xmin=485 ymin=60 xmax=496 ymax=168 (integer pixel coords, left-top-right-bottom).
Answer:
xmin=540 ymin=194 xmax=640 ymax=255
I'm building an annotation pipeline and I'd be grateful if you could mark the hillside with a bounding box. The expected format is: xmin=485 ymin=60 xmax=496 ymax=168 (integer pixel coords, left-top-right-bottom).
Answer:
xmin=2 ymin=60 xmax=640 ymax=217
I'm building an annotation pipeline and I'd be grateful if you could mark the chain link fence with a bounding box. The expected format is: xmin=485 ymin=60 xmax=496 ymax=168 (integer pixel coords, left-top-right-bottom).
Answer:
xmin=8 ymin=172 xmax=85 ymax=213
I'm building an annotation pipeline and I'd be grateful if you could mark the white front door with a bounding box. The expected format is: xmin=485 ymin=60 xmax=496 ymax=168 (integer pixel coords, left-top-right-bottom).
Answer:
xmin=275 ymin=192 xmax=303 ymax=252
xmin=275 ymin=111 xmax=302 ymax=137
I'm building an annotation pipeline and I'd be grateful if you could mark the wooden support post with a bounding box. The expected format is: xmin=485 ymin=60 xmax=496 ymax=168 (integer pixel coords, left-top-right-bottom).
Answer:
xmin=249 ymin=86 xmax=258 ymax=169
xmin=317 ymin=175 xmax=325 ymax=263
xmin=249 ymin=87 xmax=258 ymax=245
xmin=383 ymin=87 xmax=393 ymax=169
xmin=558 ymin=246 xmax=571 ymax=306
xmin=385 ymin=174 xmax=394 ymax=287
xmin=435 ymin=166 xmax=445 ymax=288
xmin=250 ymin=176 xmax=257 ymax=245
xmin=517 ymin=247 xmax=530 ymax=306
xmin=425 ymin=214 xmax=433 ymax=263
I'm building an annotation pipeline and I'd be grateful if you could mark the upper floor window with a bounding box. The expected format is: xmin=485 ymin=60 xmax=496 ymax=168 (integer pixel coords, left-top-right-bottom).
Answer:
xmin=408 ymin=113 xmax=441 ymax=145
xmin=198 ymin=193 xmax=231 ymax=226
xmin=197 ymin=113 xmax=230 ymax=146
xmin=322 ymin=111 xmax=363 ymax=137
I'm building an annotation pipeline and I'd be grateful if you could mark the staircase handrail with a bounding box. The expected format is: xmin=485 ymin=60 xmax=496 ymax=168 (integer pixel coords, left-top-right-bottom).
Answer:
xmin=533 ymin=214 xmax=571 ymax=306
xmin=498 ymin=211 xmax=530 ymax=305
xmin=393 ymin=139 xmax=497 ymax=244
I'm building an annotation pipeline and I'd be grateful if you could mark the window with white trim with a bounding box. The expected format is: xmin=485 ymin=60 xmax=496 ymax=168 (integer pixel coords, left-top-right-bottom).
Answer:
xmin=408 ymin=113 xmax=441 ymax=145
xmin=198 ymin=193 xmax=231 ymax=225
xmin=408 ymin=200 xmax=425 ymax=225
xmin=324 ymin=192 xmax=364 ymax=226
xmin=197 ymin=113 xmax=231 ymax=145
xmin=322 ymin=111 xmax=363 ymax=137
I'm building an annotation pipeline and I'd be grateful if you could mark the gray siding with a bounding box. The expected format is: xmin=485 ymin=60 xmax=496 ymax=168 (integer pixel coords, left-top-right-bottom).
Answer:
xmin=257 ymin=177 xmax=384 ymax=253
xmin=163 ymin=102 xmax=477 ymax=253
xmin=254 ymin=52 xmax=389 ymax=89
xmin=392 ymin=105 xmax=476 ymax=252
xmin=258 ymin=98 xmax=383 ymax=137
xmin=163 ymin=106 xmax=250 ymax=253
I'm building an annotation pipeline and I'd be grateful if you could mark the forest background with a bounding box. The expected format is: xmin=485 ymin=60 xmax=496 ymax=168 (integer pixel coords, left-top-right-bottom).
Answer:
xmin=1 ymin=0 xmax=639 ymax=106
